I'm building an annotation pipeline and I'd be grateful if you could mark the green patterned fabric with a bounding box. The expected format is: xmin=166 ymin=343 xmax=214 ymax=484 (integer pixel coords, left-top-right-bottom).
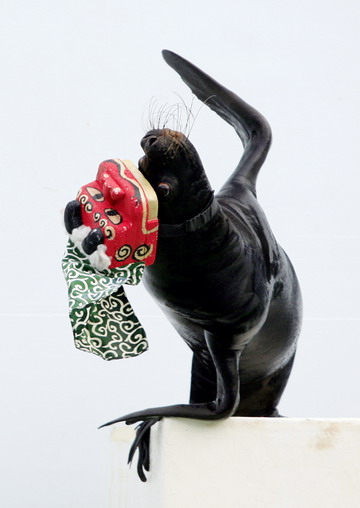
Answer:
xmin=62 ymin=241 xmax=148 ymax=360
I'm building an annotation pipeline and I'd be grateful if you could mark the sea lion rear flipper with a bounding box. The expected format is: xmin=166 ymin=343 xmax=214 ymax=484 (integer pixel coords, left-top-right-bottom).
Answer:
xmin=162 ymin=49 xmax=272 ymax=192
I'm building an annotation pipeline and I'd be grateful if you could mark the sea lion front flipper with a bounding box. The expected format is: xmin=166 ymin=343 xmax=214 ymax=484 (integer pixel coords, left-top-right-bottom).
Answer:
xmin=162 ymin=49 xmax=272 ymax=191
xmin=100 ymin=331 xmax=242 ymax=426
xmin=99 ymin=332 xmax=243 ymax=481
xmin=127 ymin=418 xmax=161 ymax=482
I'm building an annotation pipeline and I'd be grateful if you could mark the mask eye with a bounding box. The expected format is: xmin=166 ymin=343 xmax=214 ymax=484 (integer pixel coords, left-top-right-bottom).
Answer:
xmin=105 ymin=208 xmax=122 ymax=225
xmin=86 ymin=187 xmax=104 ymax=202
xmin=157 ymin=182 xmax=172 ymax=198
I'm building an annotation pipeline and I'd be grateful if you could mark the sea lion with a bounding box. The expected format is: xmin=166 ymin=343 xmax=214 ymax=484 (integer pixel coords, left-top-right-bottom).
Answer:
xmin=66 ymin=50 xmax=302 ymax=481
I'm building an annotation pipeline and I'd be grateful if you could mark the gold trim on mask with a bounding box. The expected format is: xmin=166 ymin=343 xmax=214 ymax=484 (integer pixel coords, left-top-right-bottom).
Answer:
xmin=112 ymin=159 xmax=159 ymax=235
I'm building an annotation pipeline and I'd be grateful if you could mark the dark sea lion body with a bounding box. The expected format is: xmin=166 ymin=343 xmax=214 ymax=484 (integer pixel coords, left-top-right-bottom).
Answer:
xmin=140 ymin=129 xmax=302 ymax=417
xmin=98 ymin=50 xmax=302 ymax=479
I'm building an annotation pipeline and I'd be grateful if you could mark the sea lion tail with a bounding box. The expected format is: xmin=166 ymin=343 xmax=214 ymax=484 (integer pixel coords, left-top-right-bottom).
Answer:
xmin=162 ymin=50 xmax=272 ymax=194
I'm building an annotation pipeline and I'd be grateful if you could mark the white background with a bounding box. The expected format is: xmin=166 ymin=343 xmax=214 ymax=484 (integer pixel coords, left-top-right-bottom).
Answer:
xmin=1 ymin=1 xmax=359 ymax=506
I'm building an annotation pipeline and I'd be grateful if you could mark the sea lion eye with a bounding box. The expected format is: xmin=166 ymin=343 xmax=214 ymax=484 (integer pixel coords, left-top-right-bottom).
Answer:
xmin=157 ymin=182 xmax=172 ymax=198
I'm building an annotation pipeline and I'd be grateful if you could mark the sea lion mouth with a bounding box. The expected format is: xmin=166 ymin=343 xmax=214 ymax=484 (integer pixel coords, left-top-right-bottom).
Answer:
xmin=138 ymin=155 xmax=155 ymax=184
xmin=138 ymin=155 xmax=148 ymax=174
xmin=138 ymin=130 xmax=191 ymax=190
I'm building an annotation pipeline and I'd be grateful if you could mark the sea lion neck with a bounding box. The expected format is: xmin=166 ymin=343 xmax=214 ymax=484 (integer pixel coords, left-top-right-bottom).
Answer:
xmin=138 ymin=129 xmax=213 ymax=224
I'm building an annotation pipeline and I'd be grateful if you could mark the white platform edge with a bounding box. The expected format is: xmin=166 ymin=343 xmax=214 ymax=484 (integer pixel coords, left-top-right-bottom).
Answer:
xmin=110 ymin=418 xmax=360 ymax=508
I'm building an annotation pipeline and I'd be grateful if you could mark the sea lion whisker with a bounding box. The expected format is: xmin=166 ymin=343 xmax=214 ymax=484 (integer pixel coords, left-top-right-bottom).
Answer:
xmin=173 ymin=92 xmax=195 ymax=139
xmin=143 ymin=96 xmax=163 ymax=132
xmin=164 ymin=103 xmax=181 ymax=130
xmin=175 ymin=103 xmax=182 ymax=133
xmin=158 ymin=103 xmax=168 ymax=130
xmin=184 ymin=96 xmax=195 ymax=138
xmin=160 ymin=104 xmax=171 ymax=128
xmin=186 ymin=94 xmax=216 ymax=140
xmin=151 ymin=97 xmax=162 ymax=131
xmin=145 ymin=94 xmax=197 ymax=138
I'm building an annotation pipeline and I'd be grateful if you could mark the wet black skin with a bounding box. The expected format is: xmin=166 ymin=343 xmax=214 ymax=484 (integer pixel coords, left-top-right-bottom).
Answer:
xmin=136 ymin=129 xmax=302 ymax=419
xmin=65 ymin=51 xmax=302 ymax=481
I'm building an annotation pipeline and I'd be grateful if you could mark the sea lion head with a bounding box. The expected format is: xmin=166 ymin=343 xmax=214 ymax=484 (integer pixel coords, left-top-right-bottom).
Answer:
xmin=138 ymin=128 xmax=213 ymax=224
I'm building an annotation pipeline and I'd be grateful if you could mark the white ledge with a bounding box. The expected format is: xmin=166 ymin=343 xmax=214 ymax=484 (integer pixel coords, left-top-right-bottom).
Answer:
xmin=110 ymin=417 xmax=360 ymax=508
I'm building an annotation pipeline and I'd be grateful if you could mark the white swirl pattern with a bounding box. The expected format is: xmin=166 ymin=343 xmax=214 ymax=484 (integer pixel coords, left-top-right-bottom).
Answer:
xmin=62 ymin=241 xmax=148 ymax=360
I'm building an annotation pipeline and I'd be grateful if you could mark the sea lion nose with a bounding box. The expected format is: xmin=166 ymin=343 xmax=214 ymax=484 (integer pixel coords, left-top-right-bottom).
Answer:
xmin=141 ymin=135 xmax=158 ymax=151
